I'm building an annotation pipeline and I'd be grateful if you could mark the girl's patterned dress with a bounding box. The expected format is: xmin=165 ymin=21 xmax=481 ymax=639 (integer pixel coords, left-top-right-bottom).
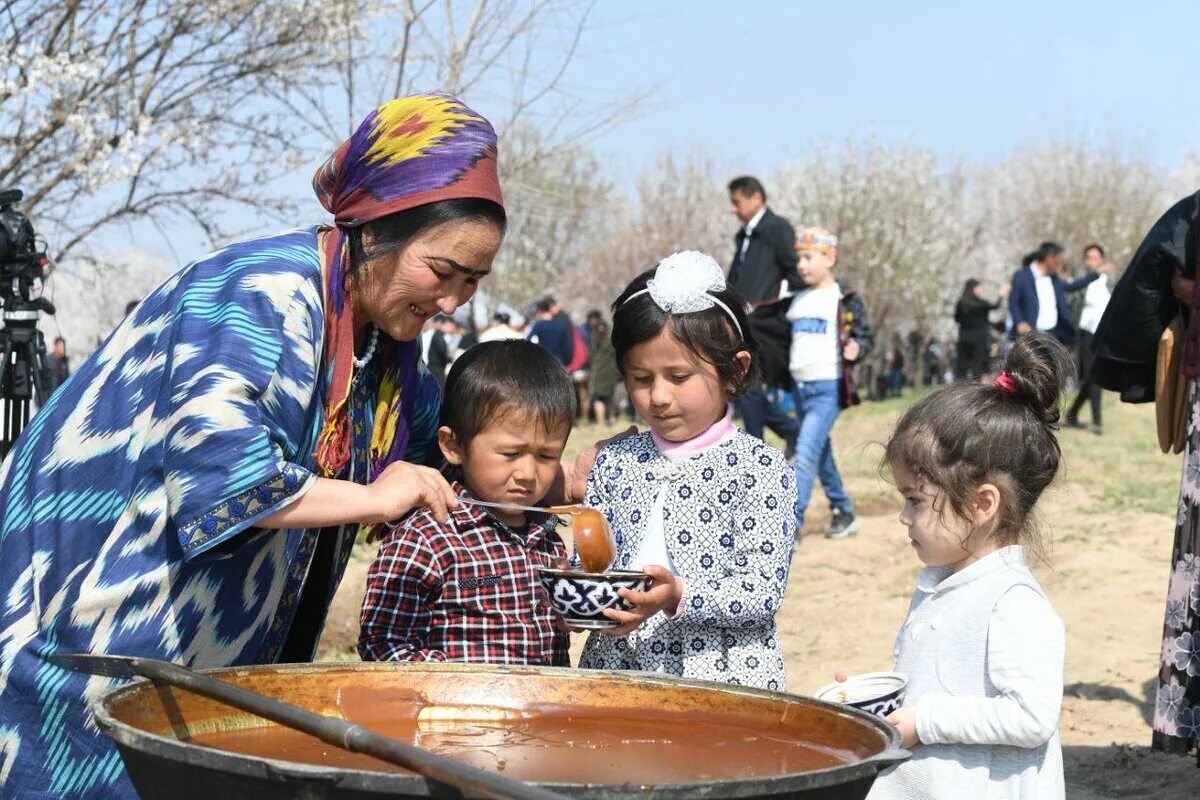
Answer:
xmin=1154 ymin=379 xmax=1200 ymax=758
xmin=579 ymin=430 xmax=796 ymax=690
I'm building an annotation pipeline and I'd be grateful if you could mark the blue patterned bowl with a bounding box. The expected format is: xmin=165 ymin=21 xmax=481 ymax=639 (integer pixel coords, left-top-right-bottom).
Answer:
xmin=536 ymin=568 xmax=653 ymax=630
xmin=813 ymin=672 xmax=907 ymax=718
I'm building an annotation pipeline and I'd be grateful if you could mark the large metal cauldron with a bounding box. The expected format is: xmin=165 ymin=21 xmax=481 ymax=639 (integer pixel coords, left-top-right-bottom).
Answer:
xmin=95 ymin=663 xmax=908 ymax=799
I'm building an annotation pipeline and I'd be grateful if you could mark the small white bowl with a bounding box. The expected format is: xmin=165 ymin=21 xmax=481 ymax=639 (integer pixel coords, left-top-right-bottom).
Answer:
xmin=813 ymin=671 xmax=907 ymax=717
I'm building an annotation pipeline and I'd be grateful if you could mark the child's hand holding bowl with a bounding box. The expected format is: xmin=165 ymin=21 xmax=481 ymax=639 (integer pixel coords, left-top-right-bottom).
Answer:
xmin=600 ymin=565 xmax=683 ymax=636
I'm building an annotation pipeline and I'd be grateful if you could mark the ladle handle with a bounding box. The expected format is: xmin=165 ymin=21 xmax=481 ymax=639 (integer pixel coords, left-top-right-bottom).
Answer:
xmin=116 ymin=657 xmax=570 ymax=800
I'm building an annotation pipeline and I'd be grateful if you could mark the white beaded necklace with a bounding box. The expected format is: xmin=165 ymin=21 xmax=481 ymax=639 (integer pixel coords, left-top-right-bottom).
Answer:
xmin=352 ymin=324 xmax=379 ymax=372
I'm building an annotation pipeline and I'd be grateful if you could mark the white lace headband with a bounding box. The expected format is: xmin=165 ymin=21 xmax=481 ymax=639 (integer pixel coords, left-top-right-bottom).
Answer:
xmin=623 ymin=251 xmax=744 ymax=339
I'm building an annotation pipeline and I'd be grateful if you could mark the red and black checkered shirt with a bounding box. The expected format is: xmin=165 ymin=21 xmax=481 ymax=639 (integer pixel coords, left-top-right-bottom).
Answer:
xmin=358 ymin=481 xmax=569 ymax=666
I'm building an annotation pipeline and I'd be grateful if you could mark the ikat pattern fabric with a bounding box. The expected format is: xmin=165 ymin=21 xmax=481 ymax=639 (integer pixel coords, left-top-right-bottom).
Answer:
xmin=0 ymin=227 xmax=440 ymax=798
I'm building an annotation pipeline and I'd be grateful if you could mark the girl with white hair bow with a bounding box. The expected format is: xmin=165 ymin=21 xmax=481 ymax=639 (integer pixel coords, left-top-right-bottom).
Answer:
xmin=576 ymin=251 xmax=797 ymax=690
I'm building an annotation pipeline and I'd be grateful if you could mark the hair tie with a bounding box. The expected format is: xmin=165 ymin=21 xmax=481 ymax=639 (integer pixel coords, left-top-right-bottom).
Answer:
xmin=995 ymin=372 xmax=1016 ymax=393
xmin=623 ymin=251 xmax=744 ymax=338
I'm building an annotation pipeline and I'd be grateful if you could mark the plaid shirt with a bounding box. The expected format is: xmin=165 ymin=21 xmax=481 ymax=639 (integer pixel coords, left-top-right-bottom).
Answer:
xmin=358 ymin=481 xmax=569 ymax=665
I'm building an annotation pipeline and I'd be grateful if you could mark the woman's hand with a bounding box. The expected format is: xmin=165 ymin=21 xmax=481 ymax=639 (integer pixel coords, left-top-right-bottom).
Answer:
xmin=1172 ymin=266 xmax=1195 ymax=307
xmin=366 ymin=461 xmax=458 ymax=524
xmin=600 ymin=565 xmax=683 ymax=637
xmin=998 ymin=282 xmax=1011 ymax=299
xmin=555 ymin=425 xmax=638 ymax=503
xmin=886 ymin=706 xmax=920 ymax=749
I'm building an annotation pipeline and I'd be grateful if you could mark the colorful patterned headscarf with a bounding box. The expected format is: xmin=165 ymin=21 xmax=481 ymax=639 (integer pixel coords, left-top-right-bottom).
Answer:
xmin=312 ymin=93 xmax=503 ymax=479
xmin=795 ymin=227 xmax=839 ymax=259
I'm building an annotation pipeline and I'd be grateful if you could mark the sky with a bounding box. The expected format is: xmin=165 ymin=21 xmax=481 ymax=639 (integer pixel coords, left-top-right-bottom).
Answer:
xmin=575 ymin=0 xmax=1200 ymax=179
xmin=81 ymin=0 xmax=1200 ymax=267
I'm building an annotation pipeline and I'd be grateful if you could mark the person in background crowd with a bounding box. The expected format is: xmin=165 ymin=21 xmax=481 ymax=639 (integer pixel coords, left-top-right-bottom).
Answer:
xmin=1008 ymin=242 xmax=1100 ymax=347
xmin=427 ymin=314 xmax=474 ymax=388
xmin=1065 ymin=244 xmax=1114 ymax=435
xmin=587 ymin=318 xmax=619 ymax=425
xmin=954 ymin=279 xmax=1009 ymax=381
xmin=888 ymin=346 xmax=906 ymax=397
xmin=753 ymin=228 xmax=872 ymax=540
xmin=580 ymin=308 xmax=603 ymax=347
xmin=541 ymin=295 xmax=576 ymax=363
xmin=528 ymin=298 xmax=573 ymax=365
xmin=50 ymin=336 xmax=70 ymax=389
xmin=479 ymin=311 xmax=522 ymax=342
xmin=727 ymin=175 xmax=800 ymax=456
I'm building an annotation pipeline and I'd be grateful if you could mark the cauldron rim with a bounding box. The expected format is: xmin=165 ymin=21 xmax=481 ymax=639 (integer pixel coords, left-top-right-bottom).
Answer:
xmin=94 ymin=662 xmax=909 ymax=798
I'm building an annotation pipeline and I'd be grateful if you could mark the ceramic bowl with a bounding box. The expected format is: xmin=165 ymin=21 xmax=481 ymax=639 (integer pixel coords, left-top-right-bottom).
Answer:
xmin=813 ymin=672 xmax=907 ymax=718
xmin=536 ymin=568 xmax=652 ymax=630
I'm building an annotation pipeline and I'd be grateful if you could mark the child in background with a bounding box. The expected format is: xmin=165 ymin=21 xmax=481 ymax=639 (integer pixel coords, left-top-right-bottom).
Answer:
xmin=787 ymin=227 xmax=871 ymax=540
xmin=358 ymin=339 xmax=574 ymax=665
xmin=578 ymin=251 xmax=797 ymax=691
xmin=868 ymin=333 xmax=1067 ymax=799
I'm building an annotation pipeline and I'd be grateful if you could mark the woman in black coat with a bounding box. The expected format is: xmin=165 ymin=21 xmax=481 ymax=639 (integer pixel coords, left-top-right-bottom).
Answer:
xmin=954 ymin=278 xmax=1008 ymax=380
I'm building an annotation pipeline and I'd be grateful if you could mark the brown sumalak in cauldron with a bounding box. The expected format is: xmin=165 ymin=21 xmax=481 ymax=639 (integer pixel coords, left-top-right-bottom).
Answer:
xmin=97 ymin=663 xmax=907 ymax=800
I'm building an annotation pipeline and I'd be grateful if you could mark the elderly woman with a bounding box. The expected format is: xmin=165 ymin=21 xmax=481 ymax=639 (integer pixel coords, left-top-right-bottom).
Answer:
xmin=0 ymin=94 xmax=591 ymax=798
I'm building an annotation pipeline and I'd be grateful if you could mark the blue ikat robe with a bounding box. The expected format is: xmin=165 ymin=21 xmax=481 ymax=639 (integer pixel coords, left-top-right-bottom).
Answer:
xmin=0 ymin=227 xmax=440 ymax=798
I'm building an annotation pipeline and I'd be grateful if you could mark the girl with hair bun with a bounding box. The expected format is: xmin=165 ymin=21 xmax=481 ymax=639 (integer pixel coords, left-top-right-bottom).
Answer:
xmin=867 ymin=332 xmax=1069 ymax=800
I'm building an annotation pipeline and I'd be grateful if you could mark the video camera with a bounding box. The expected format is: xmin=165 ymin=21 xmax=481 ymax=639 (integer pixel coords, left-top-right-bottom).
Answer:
xmin=0 ymin=189 xmax=55 ymax=319
xmin=0 ymin=188 xmax=56 ymax=458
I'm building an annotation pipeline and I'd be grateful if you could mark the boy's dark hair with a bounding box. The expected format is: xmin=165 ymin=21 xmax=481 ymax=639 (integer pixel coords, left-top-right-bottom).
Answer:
xmin=535 ymin=298 xmax=554 ymax=313
xmin=1083 ymin=242 xmax=1105 ymax=258
xmin=345 ymin=198 xmax=506 ymax=289
xmin=884 ymin=333 xmax=1072 ymax=563
xmin=610 ymin=266 xmax=758 ymax=397
xmin=492 ymin=311 xmax=511 ymax=325
xmin=441 ymin=339 xmax=574 ymax=446
xmin=727 ymin=175 xmax=766 ymax=202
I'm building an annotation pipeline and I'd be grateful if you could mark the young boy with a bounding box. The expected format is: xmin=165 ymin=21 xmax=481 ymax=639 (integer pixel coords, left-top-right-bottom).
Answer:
xmin=780 ymin=228 xmax=872 ymax=539
xmin=358 ymin=339 xmax=575 ymax=665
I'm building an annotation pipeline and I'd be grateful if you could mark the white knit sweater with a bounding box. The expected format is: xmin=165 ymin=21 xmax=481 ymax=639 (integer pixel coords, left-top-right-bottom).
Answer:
xmin=869 ymin=546 xmax=1066 ymax=800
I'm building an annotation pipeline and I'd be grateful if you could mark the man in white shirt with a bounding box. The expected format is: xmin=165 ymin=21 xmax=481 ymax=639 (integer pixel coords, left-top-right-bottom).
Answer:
xmin=1065 ymin=244 xmax=1114 ymax=434
xmin=1008 ymin=241 xmax=1099 ymax=346
xmin=479 ymin=312 xmax=522 ymax=342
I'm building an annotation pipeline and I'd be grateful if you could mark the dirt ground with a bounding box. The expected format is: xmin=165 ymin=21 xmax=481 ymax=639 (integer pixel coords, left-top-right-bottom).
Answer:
xmin=317 ymin=397 xmax=1200 ymax=797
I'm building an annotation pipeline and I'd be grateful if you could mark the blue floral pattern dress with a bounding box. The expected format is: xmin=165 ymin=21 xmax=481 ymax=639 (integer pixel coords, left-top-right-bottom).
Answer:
xmin=578 ymin=430 xmax=796 ymax=690
xmin=0 ymin=227 xmax=440 ymax=798
xmin=1154 ymin=380 xmax=1200 ymax=757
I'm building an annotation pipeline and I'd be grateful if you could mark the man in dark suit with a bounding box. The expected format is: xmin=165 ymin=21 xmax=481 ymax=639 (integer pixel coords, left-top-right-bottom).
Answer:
xmin=727 ymin=176 xmax=800 ymax=455
xmin=1009 ymin=241 xmax=1100 ymax=347
xmin=728 ymin=176 xmax=801 ymax=303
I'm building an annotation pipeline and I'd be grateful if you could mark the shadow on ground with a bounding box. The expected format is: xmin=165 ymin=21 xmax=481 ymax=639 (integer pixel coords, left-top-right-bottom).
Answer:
xmin=1064 ymin=677 xmax=1158 ymax=729
xmin=1064 ymin=744 xmax=1198 ymax=799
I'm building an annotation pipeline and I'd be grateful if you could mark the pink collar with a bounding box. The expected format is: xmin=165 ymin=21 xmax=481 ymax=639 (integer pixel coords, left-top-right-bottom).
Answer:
xmin=651 ymin=406 xmax=737 ymax=460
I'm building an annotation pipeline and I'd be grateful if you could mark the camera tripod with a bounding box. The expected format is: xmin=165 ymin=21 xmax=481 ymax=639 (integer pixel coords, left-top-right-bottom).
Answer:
xmin=0 ymin=316 xmax=52 ymax=461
